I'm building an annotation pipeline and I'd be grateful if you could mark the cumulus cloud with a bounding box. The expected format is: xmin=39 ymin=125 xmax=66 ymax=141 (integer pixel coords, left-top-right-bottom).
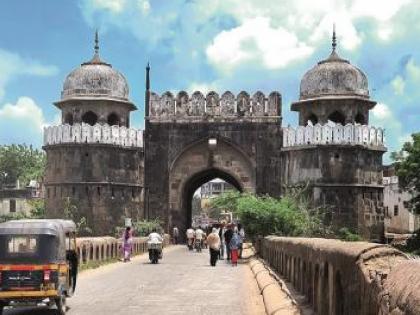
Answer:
xmin=0 ymin=97 xmax=48 ymax=146
xmin=206 ymin=17 xmax=313 ymax=72
xmin=0 ymin=49 xmax=58 ymax=101
xmin=89 ymin=0 xmax=126 ymax=13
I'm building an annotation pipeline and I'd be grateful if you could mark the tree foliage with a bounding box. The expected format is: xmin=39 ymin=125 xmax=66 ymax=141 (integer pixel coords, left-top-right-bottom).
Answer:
xmin=0 ymin=144 xmax=45 ymax=187
xmin=392 ymin=132 xmax=420 ymax=214
xmin=209 ymin=191 xmax=332 ymax=239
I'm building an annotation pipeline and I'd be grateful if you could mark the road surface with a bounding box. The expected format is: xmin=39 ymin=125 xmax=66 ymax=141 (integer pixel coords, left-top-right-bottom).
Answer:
xmin=4 ymin=245 xmax=265 ymax=315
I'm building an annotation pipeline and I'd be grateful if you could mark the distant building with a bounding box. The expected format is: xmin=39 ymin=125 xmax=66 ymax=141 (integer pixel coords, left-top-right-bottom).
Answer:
xmin=383 ymin=165 xmax=420 ymax=241
xmin=201 ymin=178 xmax=234 ymax=198
xmin=0 ymin=180 xmax=42 ymax=216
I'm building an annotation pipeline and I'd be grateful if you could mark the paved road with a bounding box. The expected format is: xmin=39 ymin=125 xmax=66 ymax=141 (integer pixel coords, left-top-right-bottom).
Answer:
xmin=4 ymin=246 xmax=265 ymax=315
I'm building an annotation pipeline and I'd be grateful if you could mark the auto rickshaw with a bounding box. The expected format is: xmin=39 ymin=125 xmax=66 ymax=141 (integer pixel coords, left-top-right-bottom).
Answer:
xmin=0 ymin=219 xmax=78 ymax=314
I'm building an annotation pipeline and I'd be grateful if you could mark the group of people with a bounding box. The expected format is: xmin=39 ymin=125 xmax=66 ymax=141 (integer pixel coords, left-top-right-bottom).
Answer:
xmin=179 ymin=224 xmax=245 ymax=267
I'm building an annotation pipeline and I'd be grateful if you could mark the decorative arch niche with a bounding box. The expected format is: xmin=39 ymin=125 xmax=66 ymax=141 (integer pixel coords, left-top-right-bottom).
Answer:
xmin=328 ymin=111 xmax=345 ymax=125
xmin=82 ymin=111 xmax=98 ymax=126
xmin=355 ymin=112 xmax=366 ymax=124
xmin=107 ymin=113 xmax=120 ymax=126
xmin=307 ymin=113 xmax=318 ymax=125
xmin=64 ymin=113 xmax=74 ymax=125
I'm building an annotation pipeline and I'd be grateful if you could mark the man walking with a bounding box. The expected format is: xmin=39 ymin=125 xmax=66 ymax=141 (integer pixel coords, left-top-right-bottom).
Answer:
xmin=207 ymin=228 xmax=221 ymax=266
xmin=224 ymin=225 xmax=234 ymax=261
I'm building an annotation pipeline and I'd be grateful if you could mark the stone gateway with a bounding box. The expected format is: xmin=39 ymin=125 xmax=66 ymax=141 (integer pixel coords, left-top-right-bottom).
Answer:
xmin=44 ymin=31 xmax=385 ymax=240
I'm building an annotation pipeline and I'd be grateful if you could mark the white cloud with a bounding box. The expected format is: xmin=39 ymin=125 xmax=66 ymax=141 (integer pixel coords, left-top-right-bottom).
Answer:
xmin=206 ymin=17 xmax=313 ymax=72
xmin=89 ymin=0 xmax=126 ymax=13
xmin=0 ymin=97 xmax=47 ymax=146
xmin=0 ymin=49 xmax=58 ymax=101
xmin=391 ymin=75 xmax=405 ymax=95
xmin=372 ymin=102 xmax=392 ymax=120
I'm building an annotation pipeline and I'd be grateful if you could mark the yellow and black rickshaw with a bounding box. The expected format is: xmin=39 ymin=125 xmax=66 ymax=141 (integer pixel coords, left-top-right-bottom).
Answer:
xmin=0 ymin=219 xmax=78 ymax=314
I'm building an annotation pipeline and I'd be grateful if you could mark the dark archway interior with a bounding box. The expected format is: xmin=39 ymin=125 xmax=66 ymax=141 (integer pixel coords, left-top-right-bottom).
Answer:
xmin=328 ymin=111 xmax=345 ymax=125
xmin=182 ymin=168 xmax=243 ymax=229
xmin=107 ymin=113 xmax=120 ymax=126
xmin=82 ymin=111 xmax=98 ymax=126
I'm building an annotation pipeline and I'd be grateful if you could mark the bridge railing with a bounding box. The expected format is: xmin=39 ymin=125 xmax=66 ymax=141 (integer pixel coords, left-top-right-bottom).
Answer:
xmin=257 ymin=236 xmax=420 ymax=315
xmin=75 ymin=235 xmax=170 ymax=266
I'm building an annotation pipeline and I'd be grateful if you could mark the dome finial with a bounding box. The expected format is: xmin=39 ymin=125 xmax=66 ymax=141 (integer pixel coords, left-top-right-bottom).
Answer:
xmin=94 ymin=29 xmax=99 ymax=55
xmin=332 ymin=23 xmax=337 ymax=52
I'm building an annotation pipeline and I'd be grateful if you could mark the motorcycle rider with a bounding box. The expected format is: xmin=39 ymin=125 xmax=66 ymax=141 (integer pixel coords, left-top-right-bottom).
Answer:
xmin=194 ymin=226 xmax=204 ymax=251
xmin=148 ymin=228 xmax=163 ymax=261
xmin=186 ymin=227 xmax=195 ymax=250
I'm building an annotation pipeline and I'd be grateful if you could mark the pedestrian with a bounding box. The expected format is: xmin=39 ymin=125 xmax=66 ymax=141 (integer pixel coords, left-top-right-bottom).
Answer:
xmin=238 ymin=224 xmax=245 ymax=258
xmin=206 ymin=228 xmax=221 ymax=267
xmin=229 ymin=228 xmax=241 ymax=266
xmin=218 ymin=224 xmax=226 ymax=260
xmin=122 ymin=226 xmax=133 ymax=262
xmin=224 ymin=225 xmax=234 ymax=261
xmin=172 ymin=226 xmax=179 ymax=245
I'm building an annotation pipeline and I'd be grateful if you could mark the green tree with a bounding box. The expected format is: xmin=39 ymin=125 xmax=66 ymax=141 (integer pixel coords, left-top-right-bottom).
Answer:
xmin=0 ymin=144 xmax=45 ymax=187
xmin=392 ymin=132 xmax=420 ymax=214
xmin=209 ymin=191 xmax=331 ymax=239
xmin=27 ymin=199 xmax=46 ymax=218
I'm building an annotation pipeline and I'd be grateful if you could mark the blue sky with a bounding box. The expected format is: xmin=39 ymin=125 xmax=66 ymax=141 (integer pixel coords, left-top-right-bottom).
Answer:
xmin=0 ymin=0 xmax=419 ymax=163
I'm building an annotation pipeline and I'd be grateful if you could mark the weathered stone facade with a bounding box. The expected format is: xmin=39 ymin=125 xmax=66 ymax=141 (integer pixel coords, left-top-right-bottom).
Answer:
xmin=44 ymin=33 xmax=386 ymax=238
xmin=43 ymin=36 xmax=144 ymax=235
xmin=144 ymin=91 xmax=282 ymax=235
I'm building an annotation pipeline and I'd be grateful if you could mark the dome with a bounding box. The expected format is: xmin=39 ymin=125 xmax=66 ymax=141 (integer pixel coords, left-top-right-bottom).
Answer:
xmin=61 ymin=50 xmax=129 ymax=101
xmin=299 ymin=50 xmax=369 ymax=101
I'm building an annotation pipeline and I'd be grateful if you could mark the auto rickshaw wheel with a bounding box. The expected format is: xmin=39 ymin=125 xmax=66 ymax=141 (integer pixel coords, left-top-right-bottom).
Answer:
xmin=55 ymin=295 xmax=67 ymax=315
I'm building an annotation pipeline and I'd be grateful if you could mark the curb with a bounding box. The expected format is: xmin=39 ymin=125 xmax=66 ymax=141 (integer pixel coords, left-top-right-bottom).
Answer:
xmin=245 ymin=248 xmax=301 ymax=315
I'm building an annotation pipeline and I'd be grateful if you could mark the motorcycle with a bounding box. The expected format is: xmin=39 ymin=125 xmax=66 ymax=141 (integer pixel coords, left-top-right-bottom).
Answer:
xmin=187 ymin=238 xmax=194 ymax=251
xmin=194 ymin=239 xmax=202 ymax=252
xmin=148 ymin=242 xmax=162 ymax=264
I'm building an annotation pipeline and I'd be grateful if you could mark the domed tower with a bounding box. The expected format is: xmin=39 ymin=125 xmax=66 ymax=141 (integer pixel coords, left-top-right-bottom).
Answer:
xmin=292 ymin=29 xmax=374 ymax=126
xmin=43 ymin=32 xmax=144 ymax=235
xmin=281 ymin=29 xmax=386 ymax=240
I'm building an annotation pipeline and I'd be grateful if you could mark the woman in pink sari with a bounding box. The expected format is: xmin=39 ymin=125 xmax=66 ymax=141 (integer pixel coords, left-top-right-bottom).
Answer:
xmin=122 ymin=227 xmax=133 ymax=262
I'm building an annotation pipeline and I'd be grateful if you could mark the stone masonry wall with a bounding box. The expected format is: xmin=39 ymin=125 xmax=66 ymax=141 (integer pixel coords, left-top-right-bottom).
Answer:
xmin=258 ymin=236 xmax=420 ymax=315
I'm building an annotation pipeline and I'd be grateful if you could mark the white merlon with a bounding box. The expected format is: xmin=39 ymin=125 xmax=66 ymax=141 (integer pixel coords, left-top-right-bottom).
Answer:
xmin=43 ymin=123 xmax=143 ymax=148
xmin=282 ymin=122 xmax=385 ymax=148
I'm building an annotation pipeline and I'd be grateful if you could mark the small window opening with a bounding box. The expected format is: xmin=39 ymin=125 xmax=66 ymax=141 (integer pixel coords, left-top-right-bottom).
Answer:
xmin=328 ymin=111 xmax=345 ymax=125
xmin=81 ymin=111 xmax=98 ymax=126
xmin=9 ymin=199 xmax=16 ymax=213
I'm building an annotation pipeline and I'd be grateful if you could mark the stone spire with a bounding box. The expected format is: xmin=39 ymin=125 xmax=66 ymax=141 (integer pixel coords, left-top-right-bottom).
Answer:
xmin=83 ymin=29 xmax=109 ymax=65
xmin=145 ymin=62 xmax=151 ymax=118
xmin=332 ymin=23 xmax=337 ymax=52
xmin=94 ymin=29 xmax=99 ymax=55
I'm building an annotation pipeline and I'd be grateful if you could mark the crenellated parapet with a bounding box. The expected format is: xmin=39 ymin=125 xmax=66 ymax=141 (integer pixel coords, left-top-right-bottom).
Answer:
xmin=43 ymin=123 xmax=143 ymax=147
xmin=148 ymin=90 xmax=281 ymax=122
xmin=282 ymin=122 xmax=385 ymax=148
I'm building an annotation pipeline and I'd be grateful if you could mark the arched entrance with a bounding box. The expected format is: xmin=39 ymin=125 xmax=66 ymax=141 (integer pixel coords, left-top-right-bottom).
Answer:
xmin=183 ymin=169 xmax=243 ymax=230
xmin=168 ymin=137 xmax=256 ymax=234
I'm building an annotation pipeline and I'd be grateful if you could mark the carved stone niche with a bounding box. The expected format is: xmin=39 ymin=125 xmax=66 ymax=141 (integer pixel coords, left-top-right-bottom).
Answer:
xmin=220 ymin=91 xmax=235 ymax=116
xmin=150 ymin=92 xmax=161 ymax=117
xmin=190 ymin=91 xmax=205 ymax=116
xmin=237 ymin=91 xmax=251 ymax=117
xmin=252 ymin=91 xmax=265 ymax=116
xmin=205 ymin=91 xmax=220 ymax=116
xmin=160 ymin=92 xmax=175 ymax=119
xmin=267 ymin=92 xmax=281 ymax=116
xmin=176 ymin=91 xmax=189 ymax=117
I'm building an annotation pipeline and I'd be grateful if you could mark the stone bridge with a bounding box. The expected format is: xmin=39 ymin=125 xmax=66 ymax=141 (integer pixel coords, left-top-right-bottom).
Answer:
xmin=258 ymin=236 xmax=420 ymax=315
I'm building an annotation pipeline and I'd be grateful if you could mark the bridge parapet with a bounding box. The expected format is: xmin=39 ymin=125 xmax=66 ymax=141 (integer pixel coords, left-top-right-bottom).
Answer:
xmin=75 ymin=235 xmax=170 ymax=266
xmin=43 ymin=123 xmax=143 ymax=147
xmin=258 ymin=236 xmax=419 ymax=315
xmin=282 ymin=122 xmax=385 ymax=149
xmin=148 ymin=90 xmax=281 ymax=122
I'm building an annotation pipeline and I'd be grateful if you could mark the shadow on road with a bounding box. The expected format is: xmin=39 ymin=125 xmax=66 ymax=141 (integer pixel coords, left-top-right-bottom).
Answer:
xmin=4 ymin=306 xmax=66 ymax=314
